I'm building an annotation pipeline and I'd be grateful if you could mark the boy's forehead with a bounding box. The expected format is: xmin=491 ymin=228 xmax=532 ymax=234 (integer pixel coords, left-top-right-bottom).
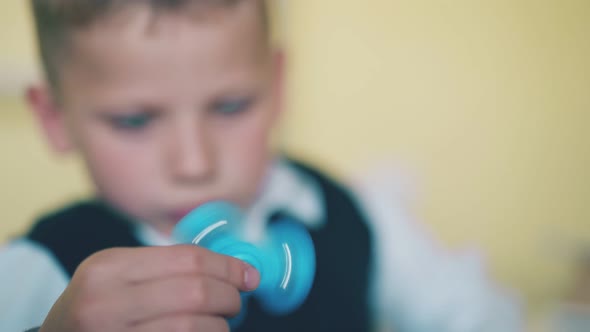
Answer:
xmin=61 ymin=1 xmax=269 ymax=95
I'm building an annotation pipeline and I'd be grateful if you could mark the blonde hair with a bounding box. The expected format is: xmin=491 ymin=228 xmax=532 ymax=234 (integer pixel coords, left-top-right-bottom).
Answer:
xmin=30 ymin=0 xmax=271 ymax=89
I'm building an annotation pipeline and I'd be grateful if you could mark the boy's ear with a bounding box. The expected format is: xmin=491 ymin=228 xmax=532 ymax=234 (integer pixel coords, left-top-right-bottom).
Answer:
xmin=271 ymin=48 xmax=285 ymax=118
xmin=26 ymin=85 xmax=74 ymax=154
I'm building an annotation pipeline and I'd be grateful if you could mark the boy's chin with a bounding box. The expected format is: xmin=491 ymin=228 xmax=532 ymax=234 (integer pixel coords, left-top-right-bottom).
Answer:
xmin=168 ymin=202 xmax=216 ymax=224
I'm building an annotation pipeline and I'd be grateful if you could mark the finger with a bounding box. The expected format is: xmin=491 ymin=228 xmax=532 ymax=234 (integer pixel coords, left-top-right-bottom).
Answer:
xmin=119 ymin=275 xmax=242 ymax=324
xmin=131 ymin=314 xmax=229 ymax=332
xmin=102 ymin=246 xmax=259 ymax=291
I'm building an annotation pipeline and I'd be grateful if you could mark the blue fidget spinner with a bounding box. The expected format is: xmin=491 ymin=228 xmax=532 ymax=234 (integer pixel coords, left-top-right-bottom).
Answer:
xmin=173 ymin=201 xmax=316 ymax=321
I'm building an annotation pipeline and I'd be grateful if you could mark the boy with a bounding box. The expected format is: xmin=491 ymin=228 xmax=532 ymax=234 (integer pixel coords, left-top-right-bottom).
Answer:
xmin=0 ymin=0 xmax=372 ymax=331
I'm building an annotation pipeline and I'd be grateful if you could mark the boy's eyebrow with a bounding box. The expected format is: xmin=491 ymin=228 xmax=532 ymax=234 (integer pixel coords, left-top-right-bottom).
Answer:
xmin=91 ymin=104 xmax=163 ymax=116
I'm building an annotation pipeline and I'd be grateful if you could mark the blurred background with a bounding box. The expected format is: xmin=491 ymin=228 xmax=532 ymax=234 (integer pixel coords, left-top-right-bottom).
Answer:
xmin=0 ymin=0 xmax=588 ymax=331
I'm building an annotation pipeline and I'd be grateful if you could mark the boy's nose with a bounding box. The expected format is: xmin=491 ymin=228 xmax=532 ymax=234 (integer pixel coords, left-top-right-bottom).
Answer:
xmin=168 ymin=120 xmax=215 ymax=184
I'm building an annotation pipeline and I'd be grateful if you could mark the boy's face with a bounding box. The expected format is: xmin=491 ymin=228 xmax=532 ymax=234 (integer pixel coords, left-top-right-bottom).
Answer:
xmin=29 ymin=4 xmax=282 ymax=235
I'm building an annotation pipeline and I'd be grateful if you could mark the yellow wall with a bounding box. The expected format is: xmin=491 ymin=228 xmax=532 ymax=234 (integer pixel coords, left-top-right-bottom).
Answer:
xmin=282 ymin=0 xmax=590 ymax=317
xmin=1 ymin=0 xmax=589 ymax=323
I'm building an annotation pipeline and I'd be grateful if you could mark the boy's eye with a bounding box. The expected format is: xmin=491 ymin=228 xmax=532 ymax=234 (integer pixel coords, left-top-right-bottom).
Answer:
xmin=107 ymin=113 xmax=155 ymax=130
xmin=211 ymin=97 xmax=254 ymax=116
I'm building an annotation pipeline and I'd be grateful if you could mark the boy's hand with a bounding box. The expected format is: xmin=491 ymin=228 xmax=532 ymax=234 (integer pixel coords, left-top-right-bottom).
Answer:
xmin=39 ymin=245 xmax=259 ymax=332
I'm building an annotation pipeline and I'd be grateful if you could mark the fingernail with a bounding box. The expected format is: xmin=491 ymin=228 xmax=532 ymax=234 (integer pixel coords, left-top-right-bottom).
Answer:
xmin=244 ymin=264 xmax=260 ymax=291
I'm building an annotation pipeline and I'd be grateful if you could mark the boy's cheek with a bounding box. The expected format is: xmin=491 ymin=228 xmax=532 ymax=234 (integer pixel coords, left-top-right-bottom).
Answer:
xmin=88 ymin=161 xmax=162 ymax=221
xmin=78 ymin=133 xmax=161 ymax=191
